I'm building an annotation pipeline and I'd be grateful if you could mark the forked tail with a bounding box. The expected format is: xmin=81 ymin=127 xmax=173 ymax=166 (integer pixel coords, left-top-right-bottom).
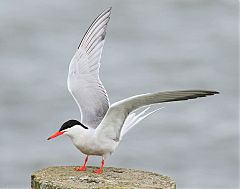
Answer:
xmin=120 ymin=106 xmax=164 ymax=139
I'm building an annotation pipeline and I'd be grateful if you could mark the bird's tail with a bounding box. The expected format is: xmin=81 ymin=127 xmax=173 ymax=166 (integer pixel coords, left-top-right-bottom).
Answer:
xmin=120 ymin=106 xmax=163 ymax=140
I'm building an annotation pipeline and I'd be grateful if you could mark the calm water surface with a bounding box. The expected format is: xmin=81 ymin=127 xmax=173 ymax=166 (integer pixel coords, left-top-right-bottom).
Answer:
xmin=0 ymin=0 xmax=238 ymax=188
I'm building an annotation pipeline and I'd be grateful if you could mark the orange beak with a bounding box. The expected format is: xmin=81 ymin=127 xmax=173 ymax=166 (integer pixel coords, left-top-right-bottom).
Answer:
xmin=47 ymin=131 xmax=65 ymax=140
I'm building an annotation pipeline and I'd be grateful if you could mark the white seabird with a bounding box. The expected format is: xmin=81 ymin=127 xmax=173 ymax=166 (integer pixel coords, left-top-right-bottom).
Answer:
xmin=47 ymin=7 xmax=219 ymax=174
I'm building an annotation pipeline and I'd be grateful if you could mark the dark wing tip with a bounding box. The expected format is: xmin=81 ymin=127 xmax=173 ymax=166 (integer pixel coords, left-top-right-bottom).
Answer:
xmin=181 ymin=90 xmax=219 ymax=95
xmin=77 ymin=7 xmax=112 ymax=49
xmin=191 ymin=90 xmax=220 ymax=98
xmin=198 ymin=90 xmax=220 ymax=96
xmin=106 ymin=7 xmax=112 ymax=12
xmin=161 ymin=90 xmax=219 ymax=103
xmin=187 ymin=90 xmax=220 ymax=100
xmin=212 ymin=91 xmax=220 ymax=94
xmin=99 ymin=7 xmax=112 ymax=17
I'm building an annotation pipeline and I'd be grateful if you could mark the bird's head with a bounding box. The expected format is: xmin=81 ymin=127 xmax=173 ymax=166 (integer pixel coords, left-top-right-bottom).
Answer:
xmin=47 ymin=119 xmax=88 ymax=140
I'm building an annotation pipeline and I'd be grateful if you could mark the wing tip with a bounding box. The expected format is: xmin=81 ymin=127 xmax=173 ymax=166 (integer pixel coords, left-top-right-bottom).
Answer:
xmin=189 ymin=90 xmax=220 ymax=100
xmin=198 ymin=90 xmax=220 ymax=96
xmin=189 ymin=90 xmax=220 ymax=98
xmin=101 ymin=7 xmax=112 ymax=17
xmin=77 ymin=7 xmax=112 ymax=49
xmin=159 ymin=89 xmax=219 ymax=103
xmin=180 ymin=89 xmax=219 ymax=96
xmin=106 ymin=7 xmax=112 ymax=12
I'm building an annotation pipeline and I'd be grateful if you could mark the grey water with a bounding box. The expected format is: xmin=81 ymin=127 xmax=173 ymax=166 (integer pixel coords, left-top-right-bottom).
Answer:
xmin=0 ymin=0 xmax=238 ymax=188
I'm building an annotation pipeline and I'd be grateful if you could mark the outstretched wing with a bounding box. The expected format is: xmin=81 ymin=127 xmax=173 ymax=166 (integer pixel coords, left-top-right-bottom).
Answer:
xmin=96 ymin=90 xmax=219 ymax=141
xmin=67 ymin=8 xmax=111 ymax=128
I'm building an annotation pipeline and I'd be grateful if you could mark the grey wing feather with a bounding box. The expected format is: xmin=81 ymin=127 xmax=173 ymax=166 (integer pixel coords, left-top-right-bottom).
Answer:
xmin=96 ymin=90 xmax=219 ymax=140
xmin=68 ymin=8 xmax=111 ymax=128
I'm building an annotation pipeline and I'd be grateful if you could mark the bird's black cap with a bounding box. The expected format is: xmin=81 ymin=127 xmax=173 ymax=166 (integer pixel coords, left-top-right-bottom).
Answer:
xmin=59 ymin=120 xmax=88 ymax=131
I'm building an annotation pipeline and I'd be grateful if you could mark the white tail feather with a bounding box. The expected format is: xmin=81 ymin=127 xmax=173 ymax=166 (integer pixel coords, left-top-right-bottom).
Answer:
xmin=120 ymin=106 xmax=164 ymax=139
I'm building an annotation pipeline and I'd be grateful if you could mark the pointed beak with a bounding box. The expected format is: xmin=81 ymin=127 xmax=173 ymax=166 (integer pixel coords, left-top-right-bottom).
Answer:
xmin=47 ymin=131 xmax=65 ymax=140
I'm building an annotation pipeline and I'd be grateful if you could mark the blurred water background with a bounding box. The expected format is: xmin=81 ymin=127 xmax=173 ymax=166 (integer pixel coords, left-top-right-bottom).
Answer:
xmin=0 ymin=0 xmax=238 ymax=188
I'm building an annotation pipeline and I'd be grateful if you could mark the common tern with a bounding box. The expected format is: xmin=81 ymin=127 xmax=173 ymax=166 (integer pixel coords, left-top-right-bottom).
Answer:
xmin=47 ymin=7 xmax=219 ymax=174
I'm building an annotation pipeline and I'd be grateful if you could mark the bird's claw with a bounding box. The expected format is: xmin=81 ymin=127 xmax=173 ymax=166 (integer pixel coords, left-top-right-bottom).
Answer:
xmin=74 ymin=166 xmax=86 ymax=171
xmin=93 ymin=169 xmax=103 ymax=174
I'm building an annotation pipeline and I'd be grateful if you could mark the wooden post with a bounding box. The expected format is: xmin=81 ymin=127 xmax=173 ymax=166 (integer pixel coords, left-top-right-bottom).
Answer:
xmin=31 ymin=166 xmax=176 ymax=189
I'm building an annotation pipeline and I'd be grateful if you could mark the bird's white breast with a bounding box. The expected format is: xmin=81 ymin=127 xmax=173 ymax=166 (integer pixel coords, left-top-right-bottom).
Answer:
xmin=69 ymin=128 xmax=118 ymax=157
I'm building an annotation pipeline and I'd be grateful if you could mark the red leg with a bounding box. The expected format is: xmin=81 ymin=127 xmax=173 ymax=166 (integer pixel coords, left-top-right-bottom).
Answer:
xmin=74 ymin=155 xmax=88 ymax=171
xmin=93 ymin=159 xmax=104 ymax=174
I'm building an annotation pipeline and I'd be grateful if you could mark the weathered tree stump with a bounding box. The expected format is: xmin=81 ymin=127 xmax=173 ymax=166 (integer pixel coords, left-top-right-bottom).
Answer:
xmin=31 ymin=166 xmax=176 ymax=189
